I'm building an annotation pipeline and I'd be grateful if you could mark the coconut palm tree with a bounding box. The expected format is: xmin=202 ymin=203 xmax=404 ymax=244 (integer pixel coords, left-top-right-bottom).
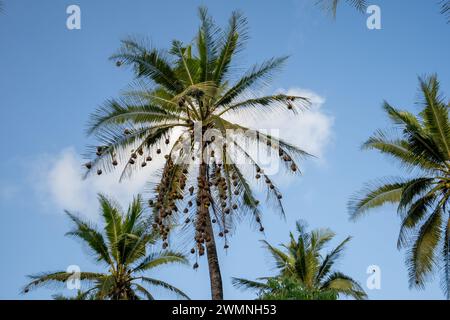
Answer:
xmin=349 ymin=75 xmax=450 ymax=298
xmin=232 ymin=221 xmax=367 ymax=300
xmin=84 ymin=7 xmax=310 ymax=300
xmin=22 ymin=194 xmax=189 ymax=300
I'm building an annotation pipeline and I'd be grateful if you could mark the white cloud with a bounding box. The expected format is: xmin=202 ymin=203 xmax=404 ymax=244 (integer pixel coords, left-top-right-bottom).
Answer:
xmin=278 ymin=88 xmax=333 ymax=158
xmin=226 ymin=87 xmax=333 ymax=159
xmin=31 ymin=147 xmax=161 ymax=219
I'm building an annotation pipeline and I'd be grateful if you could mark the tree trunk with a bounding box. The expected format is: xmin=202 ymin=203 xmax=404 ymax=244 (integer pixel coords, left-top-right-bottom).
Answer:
xmin=199 ymin=160 xmax=224 ymax=300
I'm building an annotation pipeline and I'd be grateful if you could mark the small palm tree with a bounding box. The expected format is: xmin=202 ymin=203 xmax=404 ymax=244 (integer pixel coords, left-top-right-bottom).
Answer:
xmin=349 ymin=75 xmax=450 ymax=298
xmin=232 ymin=221 xmax=367 ymax=300
xmin=84 ymin=7 xmax=310 ymax=299
xmin=22 ymin=194 xmax=189 ymax=300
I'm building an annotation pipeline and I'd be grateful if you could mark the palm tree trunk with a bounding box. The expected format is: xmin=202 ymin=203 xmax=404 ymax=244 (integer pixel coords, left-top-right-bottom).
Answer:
xmin=199 ymin=159 xmax=224 ymax=300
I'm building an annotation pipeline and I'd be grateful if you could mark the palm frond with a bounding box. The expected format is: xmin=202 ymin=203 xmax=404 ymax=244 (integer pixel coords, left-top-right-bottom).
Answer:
xmin=110 ymin=38 xmax=183 ymax=93
xmin=316 ymin=236 xmax=351 ymax=283
xmin=408 ymin=206 xmax=443 ymax=289
xmin=132 ymin=251 xmax=188 ymax=272
xmin=65 ymin=211 xmax=112 ymax=264
xmin=215 ymin=56 xmax=288 ymax=107
xmin=321 ymin=271 xmax=367 ymax=300
xmin=231 ymin=277 xmax=269 ymax=291
xmin=213 ymin=10 xmax=248 ymax=82
xmin=139 ymin=277 xmax=190 ymax=299
xmin=348 ymin=178 xmax=406 ymax=220
xmin=23 ymin=272 xmax=104 ymax=294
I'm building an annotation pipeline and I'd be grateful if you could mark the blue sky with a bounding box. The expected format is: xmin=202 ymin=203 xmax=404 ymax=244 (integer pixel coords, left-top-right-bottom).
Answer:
xmin=0 ymin=0 xmax=449 ymax=300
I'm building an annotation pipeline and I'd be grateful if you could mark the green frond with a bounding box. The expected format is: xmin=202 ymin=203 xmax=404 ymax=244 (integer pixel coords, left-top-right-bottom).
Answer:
xmin=97 ymin=194 xmax=123 ymax=263
xmin=316 ymin=236 xmax=351 ymax=283
xmin=23 ymin=272 xmax=105 ymax=294
xmin=132 ymin=283 xmax=155 ymax=300
xmin=363 ymin=130 xmax=440 ymax=171
xmin=215 ymin=56 xmax=289 ymax=107
xmin=139 ymin=277 xmax=190 ymax=300
xmin=348 ymin=178 xmax=406 ymax=220
xmin=213 ymin=10 xmax=248 ymax=82
xmin=419 ymin=75 xmax=450 ymax=159
xmin=261 ymin=240 xmax=293 ymax=272
xmin=321 ymin=271 xmax=367 ymax=300
xmin=310 ymin=228 xmax=336 ymax=253
xmin=397 ymin=178 xmax=435 ymax=213
xmin=397 ymin=193 xmax=437 ymax=249
xmin=408 ymin=205 xmax=443 ymax=289
xmin=111 ymin=38 xmax=183 ymax=93
xmin=65 ymin=211 xmax=112 ymax=264
xmin=231 ymin=277 xmax=269 ymax=291
xmin=216 ymin=94 xmax=309 ymax=118
xmin=87 ymin=99 xmax=184 ymax=135
xmin=132 ymin=251 xmax=188 ymax=272
xmin=197 ymin=6 xmax=220 ymax=82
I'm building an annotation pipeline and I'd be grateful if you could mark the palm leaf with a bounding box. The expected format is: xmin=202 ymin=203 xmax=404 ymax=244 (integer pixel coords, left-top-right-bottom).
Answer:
xmin=408 ymin=205 xmax=443 ymax=288
xmin=348 ymin=178 xmax=406 ymax=220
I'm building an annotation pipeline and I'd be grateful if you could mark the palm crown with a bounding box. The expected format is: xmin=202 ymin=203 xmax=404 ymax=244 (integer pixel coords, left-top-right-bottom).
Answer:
xmin=349 ymin=75 xmax=450 ymax=297
xmin=23 ymin=194 xmax=189 ymax=300
xmin=232 ymin=221 xmax=367 ymax=300
xmin=84 ymin=7 xmax=310 ymax=299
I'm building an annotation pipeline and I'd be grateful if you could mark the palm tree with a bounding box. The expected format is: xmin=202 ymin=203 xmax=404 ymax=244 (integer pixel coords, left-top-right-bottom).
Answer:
xmin=84 ymin=7 xmax=310 ymax=299
xmin=232 ymin=221 xmax=367 ymax=300
xmin=22 ymin=194 xmax=190 ymax=300
xmin=349 ymin=75 xmax=450 ymax=298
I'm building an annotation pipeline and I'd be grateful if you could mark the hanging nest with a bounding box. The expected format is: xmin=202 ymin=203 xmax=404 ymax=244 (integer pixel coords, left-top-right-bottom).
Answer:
xmin=85 ymin=162 xmax=92 ymax=169
xmin=97 ymin=169 xmax=102 ymax=175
